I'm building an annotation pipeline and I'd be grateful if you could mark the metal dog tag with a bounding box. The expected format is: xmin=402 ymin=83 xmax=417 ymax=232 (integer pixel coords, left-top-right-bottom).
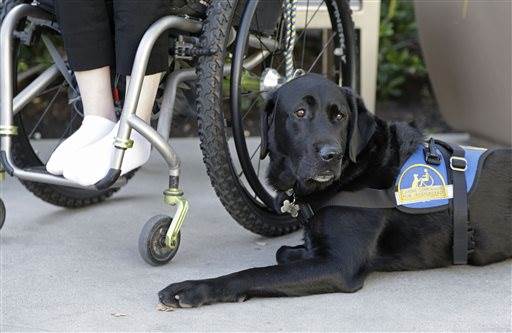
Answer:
xmin=280 ymin=199 xmax=299 ymax=218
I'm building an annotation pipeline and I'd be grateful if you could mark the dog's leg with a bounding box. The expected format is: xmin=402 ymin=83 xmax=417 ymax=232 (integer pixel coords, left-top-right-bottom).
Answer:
xmin=159 ymin=258 xmax=363 ymax=308
xmin=158 ymin=210 xmax=383 ymax=308
xmin=276 ymin=227 xmax=315 ymax=265
xmin=276 ymin=245 xmax=311 ymax=264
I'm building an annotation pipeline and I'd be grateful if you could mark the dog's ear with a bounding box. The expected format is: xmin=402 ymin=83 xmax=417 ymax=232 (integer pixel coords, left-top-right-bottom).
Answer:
xmin=341 ymin=87 xmax=376 ymax=163
xmin=259 ymin=96 xmax=276 ymax=160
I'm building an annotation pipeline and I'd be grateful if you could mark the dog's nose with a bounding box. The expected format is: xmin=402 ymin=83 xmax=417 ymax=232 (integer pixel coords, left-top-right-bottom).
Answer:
xmin=319 ymin=146 xmax=342 ymax=162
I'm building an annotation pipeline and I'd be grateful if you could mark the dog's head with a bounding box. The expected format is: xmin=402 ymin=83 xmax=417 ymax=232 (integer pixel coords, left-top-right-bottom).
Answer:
xmin=261 ymin=74 xmax=376 ymax=195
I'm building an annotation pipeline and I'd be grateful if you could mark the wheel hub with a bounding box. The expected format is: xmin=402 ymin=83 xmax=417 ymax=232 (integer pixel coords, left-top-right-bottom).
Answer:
xmin=260 ymin=68 xmax=284 ymax=98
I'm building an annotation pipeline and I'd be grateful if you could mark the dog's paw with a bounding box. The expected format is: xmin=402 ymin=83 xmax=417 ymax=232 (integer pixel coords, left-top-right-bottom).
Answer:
xmin=159 ymin=281 xmax=213 ymax=308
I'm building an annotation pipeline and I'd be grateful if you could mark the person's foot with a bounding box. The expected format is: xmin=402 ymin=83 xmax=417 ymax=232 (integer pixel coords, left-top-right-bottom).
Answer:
xmin=46 ymin=116 xmax=116 ymax=176
xmin=62 ymin=123 xmax=151 ymax=186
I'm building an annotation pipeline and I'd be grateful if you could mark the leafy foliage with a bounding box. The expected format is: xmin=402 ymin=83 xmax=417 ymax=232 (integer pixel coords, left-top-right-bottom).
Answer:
xmin=17 ymin=42 xmax=53 ymax=72
xmin=377 ymin=0 xmax=428 ymax=100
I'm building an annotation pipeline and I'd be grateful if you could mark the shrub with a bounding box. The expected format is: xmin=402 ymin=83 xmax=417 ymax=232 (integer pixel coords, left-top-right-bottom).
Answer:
xmin=377 ymin=0 xmax=428 ymax=100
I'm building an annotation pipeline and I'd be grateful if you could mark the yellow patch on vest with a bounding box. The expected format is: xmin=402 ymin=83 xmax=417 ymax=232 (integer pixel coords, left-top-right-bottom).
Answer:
xmin=395 ymin=164 xmax=453 ymax=205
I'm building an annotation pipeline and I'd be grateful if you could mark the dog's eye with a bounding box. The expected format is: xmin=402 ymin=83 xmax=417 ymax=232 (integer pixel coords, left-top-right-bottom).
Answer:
xmin=334 ymin=113 xmax=345 ymax=121
xmin=295 ymin=109 xmax=306 ymax=118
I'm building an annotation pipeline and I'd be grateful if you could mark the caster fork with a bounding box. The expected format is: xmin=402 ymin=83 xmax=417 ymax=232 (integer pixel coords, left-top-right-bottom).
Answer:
xmin=163 ymin=187 xmax=189 ymax=250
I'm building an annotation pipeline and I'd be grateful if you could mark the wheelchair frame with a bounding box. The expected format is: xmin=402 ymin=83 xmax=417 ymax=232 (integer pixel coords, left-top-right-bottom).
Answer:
xmin=0 ymin=3 xmax=278 ymax=253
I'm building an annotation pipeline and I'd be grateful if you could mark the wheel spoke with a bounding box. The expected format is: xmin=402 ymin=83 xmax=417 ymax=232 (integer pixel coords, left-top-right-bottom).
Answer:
xmin=223 ymin=90 xmax=263 ymax=101
xmin=237 ymin=143 xmax=261 ymax=179
xmin=295 ymin=0 xmax=326 ymax=47
xmin=300 ymin=0 xmax=311 ymax=69
xmin=38 ymin=84 xmax=64 ymax=97
xmin=242 ymin=95 xmax=264 ymax=121
xmin=50 ymin=111 xmax=79 ymax=154
xmin=58 ymin=112 xmax=79 ymax=141
xmin=253 ymin=11 xmax=273 ymax=59
xmin=307 ymin=31 xmax=337 ymax=73
xmin=250 ymin=143 xmax=262 ymax=161
xmin=269 ymin=16 xmax=285 ymax=69
xmin=28 ymin=82 xmax=65 ymax=138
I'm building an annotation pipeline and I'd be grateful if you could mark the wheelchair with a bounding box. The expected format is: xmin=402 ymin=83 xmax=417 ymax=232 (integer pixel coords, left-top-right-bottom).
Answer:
xmin=0 ymin=0 xmax=356 ymax=265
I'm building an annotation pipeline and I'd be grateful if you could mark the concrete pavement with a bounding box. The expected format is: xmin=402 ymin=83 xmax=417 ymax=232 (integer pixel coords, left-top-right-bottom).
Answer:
xmin=1 ymin=138 xmax=511 ymax=331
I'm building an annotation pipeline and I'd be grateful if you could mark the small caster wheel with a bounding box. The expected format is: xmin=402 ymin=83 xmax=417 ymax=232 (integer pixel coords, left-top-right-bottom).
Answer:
xmin=0 ymin=199 xmax=5 ymax=231
xmin=139 ymin=215 xmax=180 ymax=266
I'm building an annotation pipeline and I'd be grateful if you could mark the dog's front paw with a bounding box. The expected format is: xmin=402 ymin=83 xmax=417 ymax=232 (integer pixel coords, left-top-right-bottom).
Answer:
xmin=159 ymin=281 xmax=213 ymax=308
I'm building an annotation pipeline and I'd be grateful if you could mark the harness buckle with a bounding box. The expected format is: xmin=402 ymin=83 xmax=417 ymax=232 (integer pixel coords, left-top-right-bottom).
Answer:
xmin=424 ymin=138 xmax=442 ymax=165
xmin=450 ymin=156 xmax=467 ymax=172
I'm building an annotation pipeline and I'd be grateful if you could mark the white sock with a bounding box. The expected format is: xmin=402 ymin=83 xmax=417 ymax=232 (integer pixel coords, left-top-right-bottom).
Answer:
xmin=46 ymin=115 xmax=116 ymax=175
xmin=62 ymin=122 xmax=151 ymax=186
xmin=62 ymin=73 xmax=162 ymax=186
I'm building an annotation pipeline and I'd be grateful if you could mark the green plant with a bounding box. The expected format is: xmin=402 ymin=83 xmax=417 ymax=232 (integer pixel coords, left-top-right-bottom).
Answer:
xmin=17 ymin=41 xmax=53 ymax=73
xmin=378 ymin=0 xmax=428 ymax=100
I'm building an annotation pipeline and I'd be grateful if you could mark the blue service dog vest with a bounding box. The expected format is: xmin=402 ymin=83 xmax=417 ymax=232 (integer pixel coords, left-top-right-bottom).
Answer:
xmin=394 ymin=145 xmax=486 ymax=210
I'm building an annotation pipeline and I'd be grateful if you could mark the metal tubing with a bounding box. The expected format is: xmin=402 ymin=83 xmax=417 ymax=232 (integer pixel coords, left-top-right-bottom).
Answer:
xmin=9 ymin=167 xmax=127 ymax=189
xmin=157 ymin=69 xmax=196 ymax=141
xmin=164 ymin=193 xmax=189 ymax=249
xmin=229 ymin=27 xmax=280 ymax=52
xmin=243 ymin=50 xmax=270 ymax=71
xmin=1 ymin=5 xmax=51 ymax=157
xmin=128 ymin=115 xmax=180 ymax=174
xmin=248 ymin=34 xmax=280 ymax=52
xmin=111 ymin=16 xmax=202 ymax=172
xmin=157 ymin=50 xmax=269 ymax=141
xmin=13 ymin=65 xmax=60 ymax=114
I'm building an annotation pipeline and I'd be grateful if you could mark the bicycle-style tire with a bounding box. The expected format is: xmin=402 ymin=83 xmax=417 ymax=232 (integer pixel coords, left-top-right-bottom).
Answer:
xmin=196 ymin=0 xmax=356 ymax=236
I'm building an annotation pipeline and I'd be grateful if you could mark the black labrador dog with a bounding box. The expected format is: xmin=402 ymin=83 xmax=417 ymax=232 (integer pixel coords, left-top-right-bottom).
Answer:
xmin=159 ymin=74 xmax=511 ymax=308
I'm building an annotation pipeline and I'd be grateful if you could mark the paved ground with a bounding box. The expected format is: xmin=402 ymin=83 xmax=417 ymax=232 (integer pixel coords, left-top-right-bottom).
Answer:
xmin=1 ymin=139 xmax=511 ymax=332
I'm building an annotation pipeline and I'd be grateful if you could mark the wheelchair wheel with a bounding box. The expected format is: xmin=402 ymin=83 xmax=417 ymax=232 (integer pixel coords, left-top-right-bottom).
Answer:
xmin=9 ymin=15 xmax=136 ymax=208
xmin=139 ymin=215 xmax=180 ymax=266
xmin=197 ymin=0 xmax=356 ymax=236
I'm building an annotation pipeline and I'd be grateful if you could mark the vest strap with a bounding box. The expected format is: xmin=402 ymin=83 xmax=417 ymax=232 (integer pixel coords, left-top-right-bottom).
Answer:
xmin=310 ymin=188 xmax=395 ymax=210
xmin=436 ymin=141 xmax=470 ymax=265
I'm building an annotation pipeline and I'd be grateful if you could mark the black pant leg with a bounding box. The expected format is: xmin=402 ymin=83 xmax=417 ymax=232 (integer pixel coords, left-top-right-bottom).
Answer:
xmin=113 ymin=0 xmax=170 ymax=75
xmin=55 ymin=0 xmax=115 ymax=72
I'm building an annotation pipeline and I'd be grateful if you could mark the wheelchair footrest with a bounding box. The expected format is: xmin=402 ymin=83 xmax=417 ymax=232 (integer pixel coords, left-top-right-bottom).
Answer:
xmin=20 ymin=166 xmax=128 ymax=190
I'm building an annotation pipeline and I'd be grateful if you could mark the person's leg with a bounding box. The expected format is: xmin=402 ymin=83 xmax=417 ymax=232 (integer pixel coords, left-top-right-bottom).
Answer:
xmin=74 ymin=67 xmax=117 ymax=122
xmin=47 ymin=1 xmax=117 ymax=175
xmin=63 ymin=74 xmax=162 ymax=186
xmin=63 ymin=0 xmax=169 ymax=186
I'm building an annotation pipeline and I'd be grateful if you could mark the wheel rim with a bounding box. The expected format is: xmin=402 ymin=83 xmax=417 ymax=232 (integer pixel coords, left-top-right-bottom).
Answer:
xmin=149 ymin=222 xmax=177 ymax=262
xmin=224 ymin=0 xmax=354 ymax=213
